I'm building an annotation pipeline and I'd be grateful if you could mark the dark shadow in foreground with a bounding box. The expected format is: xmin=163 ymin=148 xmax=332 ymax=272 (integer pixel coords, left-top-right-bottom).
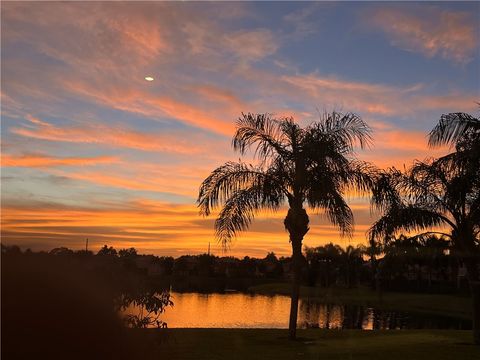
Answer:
xmin=1 ymin=251 xmax=138 ymax=360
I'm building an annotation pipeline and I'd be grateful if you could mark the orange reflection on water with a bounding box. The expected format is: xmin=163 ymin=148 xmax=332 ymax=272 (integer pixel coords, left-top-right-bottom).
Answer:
xmin=123 ymin=292 xmax=469 ymax=330
xmin=125 ymin=293 xmax=353 ymax=329
xmin=162 ymin=292 xmax=292 ymax=328
xmin=362 ymin=308 xmax=374 ymax=330
xmin=125 ymin=292 xmax=292 ymax=328
xmin=300 ymin=303 xmax=344 ymax=329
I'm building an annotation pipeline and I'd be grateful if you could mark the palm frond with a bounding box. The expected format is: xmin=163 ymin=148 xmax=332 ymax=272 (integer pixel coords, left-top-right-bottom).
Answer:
xmin=197 ymin=162 xmax=283 ymax=216
xmin=314 ymin=111 xmax=373 ymax=152
xmin=214 ymin=185 xmax=283 ymax=247
xmin=339 ymin=160 xmax=378 ymax=196
xmin=232 ymin=113 xmax=289 ymax=163
xmin=428 ymin=112 xmax=480 ymax=148
xmin=309 ymin=189 xmax=354 ymax=237
xmin=368 ymin=206 xmax=446 ymax=242
xmin=370 ymin=168 xmax=403 ymax=213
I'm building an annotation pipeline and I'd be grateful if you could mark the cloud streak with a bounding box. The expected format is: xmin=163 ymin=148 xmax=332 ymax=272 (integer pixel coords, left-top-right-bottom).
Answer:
xmin=2 ymin=153 xmax=118 ymax=168
xmin=367 ymin=5 xmax=479 ymax=64
xmin=1 ymin=198 xmax=373 ymax=257
xmin=11 ymin=115 xmax=210 ymax=154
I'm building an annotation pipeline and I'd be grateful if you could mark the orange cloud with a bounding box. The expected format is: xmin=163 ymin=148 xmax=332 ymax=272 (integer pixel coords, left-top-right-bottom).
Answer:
xmin=11 ymin=116 xmax=207 ymax=154
xmin=281 ymin=73 xmax=419 ymax=116
xmin=2 ymin=2 xmax=168 ymax=71
xmin=1 ymin=196 xmax=374 ymax=257
xmin=60 ymin=79 xmax=236 ymax=136
xmin=65 ymin=171 xmax=196 ymax=197
xmin=2 ymin=154 xmax=118 ymax=168
xmin=362 ymin=122 xmax=450 ymax=169
xmin=190 ymin=84 xmax=245 ymax=110
xmin=58 ymin=157 xmax=228 ymax=198
xmin=146 ymin=97 xmax=235 ymax=136
xmin=280 ymin=72 xmax=476 ymax=118
xmin=224 ymin=29 xmax=279 ymax=62
xmin=417 ymin=95 xmax=480 ymax=113
xmin=368 ymin=6 xmax=478 ymax=64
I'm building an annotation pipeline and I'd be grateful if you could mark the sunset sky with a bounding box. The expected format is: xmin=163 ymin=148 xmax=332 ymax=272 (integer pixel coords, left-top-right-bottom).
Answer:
xmin=1 ymin=2 xmax=479 ymax=257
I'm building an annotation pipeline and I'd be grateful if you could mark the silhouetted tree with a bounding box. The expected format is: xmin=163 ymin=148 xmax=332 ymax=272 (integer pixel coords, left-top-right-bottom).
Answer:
xmin=97 ymin=245 xmax=118 ymax=257
xmin=369 ymin=160 xmax=479 ymax=282
xmin=370 ymin=109 xmax=480 ymax=343
xmin=50 ymin=247 xmax=74 ymax=256
xmin=429 ymin=108 xmax=480 ymax=345
xmin=198 ymin=112 xmax=375 ymax=339
xmin=119 ymin=248 xmax=137 ymax=258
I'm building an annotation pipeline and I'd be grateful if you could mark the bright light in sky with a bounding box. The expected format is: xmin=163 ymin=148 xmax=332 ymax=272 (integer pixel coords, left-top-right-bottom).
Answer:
xmin=145 ymin=76 xmax=154 ymax=81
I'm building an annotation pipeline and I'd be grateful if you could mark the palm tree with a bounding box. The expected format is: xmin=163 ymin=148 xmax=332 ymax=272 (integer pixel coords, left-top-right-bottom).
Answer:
xmin=369 ymin=158 xmax=479 ymax=282
xmin=427 ymin=109 xmax=480 ymax=282
xmin=198 ymin=112 xmax=375 ymax=339
xmin=369 ymin=109 xmax=480 ymax=344
xmin=429 ymin=108 xmax=480 ymax=345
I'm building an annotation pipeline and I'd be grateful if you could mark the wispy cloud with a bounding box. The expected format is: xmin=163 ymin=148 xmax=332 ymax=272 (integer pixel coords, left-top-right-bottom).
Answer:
xmin=366 ymin=5 xmax=479 ymax=64
xmin=55 ymin=79 xmax=237 ymax=136
xmin=11 ymin=115 xmax=210 ymax=154
xmin=224 ymin=29 xmax=279 ymax=62
xmin=2 ymin=153 xmax=118 ymax=168
xmin=280 ymin=72 xmax=477 ymax=118
xmin=283 ymin=3 xmax=326 ymax=39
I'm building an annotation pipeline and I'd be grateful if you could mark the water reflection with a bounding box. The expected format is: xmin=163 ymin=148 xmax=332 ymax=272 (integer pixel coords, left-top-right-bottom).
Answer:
xmin=299 ymin=300 xmax=469 ymax=330
xmin=125 ymin=292 xmax=470 ymax=330
xmin=160 ymin=292 xmax=291 ymax=328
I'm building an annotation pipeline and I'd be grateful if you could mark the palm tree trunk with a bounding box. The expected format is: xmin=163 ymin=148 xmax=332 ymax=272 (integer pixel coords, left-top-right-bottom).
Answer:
xmin=288 ymin=238 xmax=302 ymax=340
xmin=284 ymin=206 xmax=309 ymax=340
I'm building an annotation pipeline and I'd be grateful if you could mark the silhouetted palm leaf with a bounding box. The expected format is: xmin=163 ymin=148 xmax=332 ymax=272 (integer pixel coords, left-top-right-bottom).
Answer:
xmin=428 ymin=110 xmax=479 ymax=148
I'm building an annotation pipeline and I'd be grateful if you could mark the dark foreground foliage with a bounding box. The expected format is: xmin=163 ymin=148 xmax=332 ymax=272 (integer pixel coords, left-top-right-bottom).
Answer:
xmin=1 ymin=247 xmax=171 ymax=360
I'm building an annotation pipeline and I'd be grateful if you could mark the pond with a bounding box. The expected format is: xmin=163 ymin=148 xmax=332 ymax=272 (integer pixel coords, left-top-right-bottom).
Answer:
xmin=125 ymin=292 xmax=471 ymax=329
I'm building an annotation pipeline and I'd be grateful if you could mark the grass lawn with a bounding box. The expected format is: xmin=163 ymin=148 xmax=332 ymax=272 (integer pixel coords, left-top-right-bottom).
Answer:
xmin=248 ymin=283 xmax=473 ymax=320
xmin=133 ymin=328 xmax=479 ymax=360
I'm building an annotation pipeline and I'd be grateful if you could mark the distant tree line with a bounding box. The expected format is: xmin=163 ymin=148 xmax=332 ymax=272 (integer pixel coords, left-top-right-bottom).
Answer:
xmin=3 ymin=234 xmax=475 ymax=294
